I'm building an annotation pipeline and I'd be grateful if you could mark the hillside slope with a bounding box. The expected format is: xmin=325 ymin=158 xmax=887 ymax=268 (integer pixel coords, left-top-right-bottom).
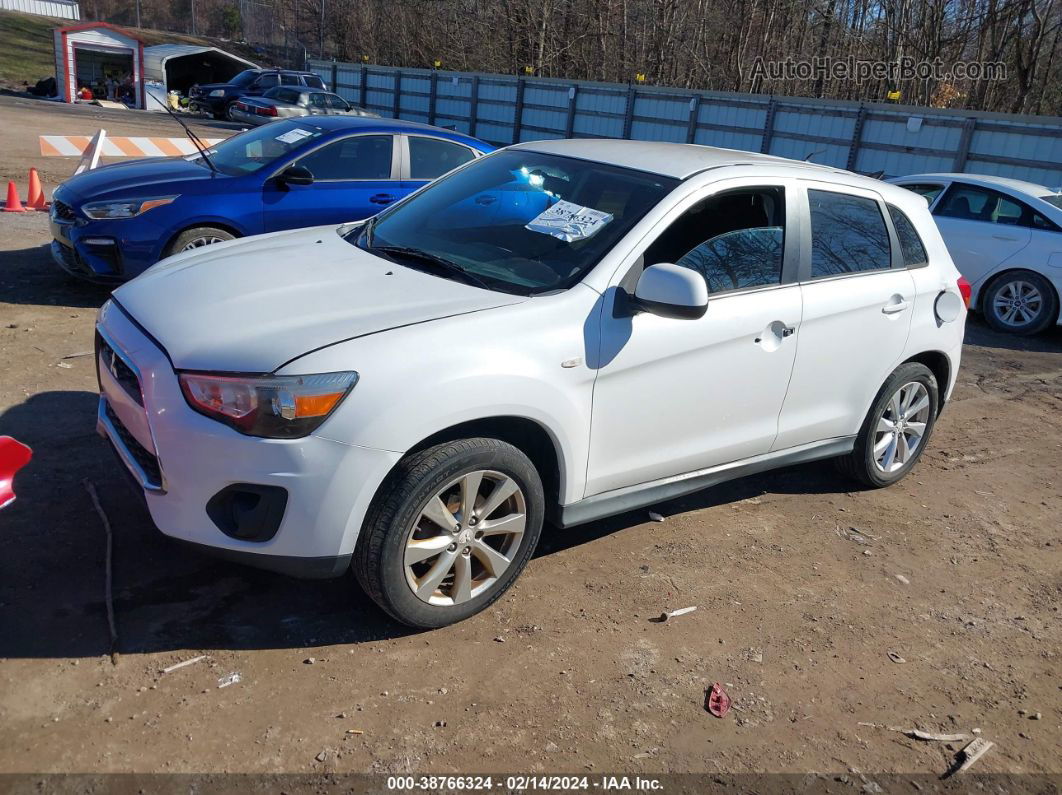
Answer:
xmin=0 ymin=9 xmax=262 ymax=90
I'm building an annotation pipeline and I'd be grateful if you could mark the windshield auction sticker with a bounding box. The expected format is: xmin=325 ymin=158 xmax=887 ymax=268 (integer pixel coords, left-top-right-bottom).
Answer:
xmin=275 ymin=128 xmax=315 ymax=145
xmin=526 ymin=200 xmax=613 ymax=242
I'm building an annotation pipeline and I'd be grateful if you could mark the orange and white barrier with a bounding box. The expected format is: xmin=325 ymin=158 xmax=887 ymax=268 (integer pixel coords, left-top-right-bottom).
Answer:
xmin=39 ymin=135 xmax=224 ymax=158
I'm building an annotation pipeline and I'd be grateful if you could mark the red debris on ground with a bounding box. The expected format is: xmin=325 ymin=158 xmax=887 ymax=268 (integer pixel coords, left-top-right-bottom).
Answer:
xmin=705 ymin=682 xmax=732 ymax=718
xmin=0 ymin=436 xmax=32 ymax=509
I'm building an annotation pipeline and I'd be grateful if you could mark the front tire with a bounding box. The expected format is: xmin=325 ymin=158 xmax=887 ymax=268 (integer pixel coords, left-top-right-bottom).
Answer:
xmin=354 ymin=438 xmax=544 ymax=628
xmin=836 ymin=362 xmax=939 ymax=488
xmin=165 ymin=226 xmax=235 ymax=257
xmin=982 ymin=270 xmax=1057 ymax=336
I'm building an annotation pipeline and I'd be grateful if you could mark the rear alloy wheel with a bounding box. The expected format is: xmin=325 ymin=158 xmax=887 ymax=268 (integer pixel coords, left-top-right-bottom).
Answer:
xmin=225 ymin=101 xmax=241 ymax=122
xmin=354 ymin=438 xmax=544 ymax=628
xmin=983 ymin=271 xmax=1057 ymax=336
xmin=836 ymin=362 xmax=939 ymax=488
xmin=165 ymin=226 xmax=235 ymax=257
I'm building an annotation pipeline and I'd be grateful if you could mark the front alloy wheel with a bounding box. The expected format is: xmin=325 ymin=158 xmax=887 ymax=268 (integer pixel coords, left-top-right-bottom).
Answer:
xmin=404 ymin=470 xmax=526 ymax=605
xmin=354 ymin=438 xmax=544 ymax=628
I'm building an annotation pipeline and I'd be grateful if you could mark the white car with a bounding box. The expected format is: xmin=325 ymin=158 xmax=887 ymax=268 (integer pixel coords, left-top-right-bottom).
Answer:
xmin=95 ymin=140 xmax=967 ymax=627
xmin=890 ymin=173 xmax=1062 ymax=335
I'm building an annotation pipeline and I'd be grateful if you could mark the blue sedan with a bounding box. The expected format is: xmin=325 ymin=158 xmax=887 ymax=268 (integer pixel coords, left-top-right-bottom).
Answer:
xmin=49 ymin=117 xmax=493 ymax=282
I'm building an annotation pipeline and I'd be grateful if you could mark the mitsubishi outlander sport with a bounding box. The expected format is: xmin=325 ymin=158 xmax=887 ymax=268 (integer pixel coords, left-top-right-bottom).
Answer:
xmin=94 ymin=140 xmax=968 ymax=628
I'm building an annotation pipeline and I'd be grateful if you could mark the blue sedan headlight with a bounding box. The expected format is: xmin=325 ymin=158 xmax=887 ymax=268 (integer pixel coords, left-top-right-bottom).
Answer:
xmin=81 ymin=196 xmax=179 ymax=220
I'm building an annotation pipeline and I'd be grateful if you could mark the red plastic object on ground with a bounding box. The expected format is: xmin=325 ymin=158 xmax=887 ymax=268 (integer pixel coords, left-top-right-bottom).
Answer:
xmin=705 ymin=682 xmax=731 ymax=717
xmin=0 ymin=436 xmax=32 ymax=509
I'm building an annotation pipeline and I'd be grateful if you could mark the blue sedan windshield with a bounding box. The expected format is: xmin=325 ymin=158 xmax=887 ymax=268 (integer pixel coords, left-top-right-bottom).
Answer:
xmin=351 ymin=150 xmax=677 ymax=295
xmin=190 ymin=121 xmax=325 ymax=176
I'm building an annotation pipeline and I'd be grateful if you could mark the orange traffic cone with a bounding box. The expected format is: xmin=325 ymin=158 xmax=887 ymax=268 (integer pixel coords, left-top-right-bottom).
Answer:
xmin=26 ymin=168 xmax=46 ymax=211
xmin=3 ymin=181 xmax=25 ymax=213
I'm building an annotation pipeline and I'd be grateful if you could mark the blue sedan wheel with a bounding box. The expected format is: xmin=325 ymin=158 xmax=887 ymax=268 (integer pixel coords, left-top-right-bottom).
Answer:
xmin=167 ymin=226 xmax=236 ymax=257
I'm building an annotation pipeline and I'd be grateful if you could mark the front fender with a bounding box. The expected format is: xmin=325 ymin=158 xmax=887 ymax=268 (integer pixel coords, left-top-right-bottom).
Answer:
xmin=280 ymin=290 xmax=601 ymax=507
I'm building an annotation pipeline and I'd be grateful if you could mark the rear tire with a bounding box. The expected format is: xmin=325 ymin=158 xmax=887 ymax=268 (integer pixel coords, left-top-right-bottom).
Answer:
xmin=982 ymin=270 xmax=1057 ymax=336
xmin=836 ymin=362 xmax=939 ymax=488
xmin=165 ymin=226 xmax=235 ymax=257
xmin=353 ymin=438 xmax=544 ymax=628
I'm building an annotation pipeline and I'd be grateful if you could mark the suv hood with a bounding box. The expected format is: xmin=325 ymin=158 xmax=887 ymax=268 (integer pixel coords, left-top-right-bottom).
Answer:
xmin=58 ymin=157 xmax=217 ymax=203
xmin=112 ymin=226 xmax=525 ymax=372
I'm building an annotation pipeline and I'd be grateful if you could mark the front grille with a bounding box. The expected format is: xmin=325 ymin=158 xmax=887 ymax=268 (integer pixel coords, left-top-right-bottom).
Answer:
xmin=97 ymin=334 xmax=143 ymax=406
xmin=104 ymin=401 xmax=162 ymax=488
xmin=52 ymin=199 xmax=77 ymax=222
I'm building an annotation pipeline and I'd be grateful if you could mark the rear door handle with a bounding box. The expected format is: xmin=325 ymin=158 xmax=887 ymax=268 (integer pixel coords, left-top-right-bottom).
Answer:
xmin=882 ymin=300 xmax=910 ymax=314
xmin=992 ymin=234 xmax=1018 ymax=241
xmin=370 ymin=194 xmax=396 ymax=205
xmin=475 ymin=195 xmax=497 ymax=205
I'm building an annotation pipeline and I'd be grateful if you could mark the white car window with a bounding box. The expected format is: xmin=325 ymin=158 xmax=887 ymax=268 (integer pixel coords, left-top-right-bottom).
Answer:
xmin=643 ymin=187 xmax=786 ymax=293
xmin=808 ymin=189 xmax=892 ymax=277
xmin=887 ymin=205 xmax=929 ymax=268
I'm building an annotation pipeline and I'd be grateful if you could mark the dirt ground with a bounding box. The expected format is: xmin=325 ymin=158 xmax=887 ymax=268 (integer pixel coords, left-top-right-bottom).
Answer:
xmin=0 ymin=96 xmax=1060 ymax=780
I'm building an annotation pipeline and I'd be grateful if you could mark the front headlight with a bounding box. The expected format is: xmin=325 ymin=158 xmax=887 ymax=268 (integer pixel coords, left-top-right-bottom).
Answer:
xmin=209 ymin=89 xmax=225 ymax=97
xmin=178 ymin=371 xmax=358 ymax=438
xmin=81 ymin=196 xmax=179 ymax=220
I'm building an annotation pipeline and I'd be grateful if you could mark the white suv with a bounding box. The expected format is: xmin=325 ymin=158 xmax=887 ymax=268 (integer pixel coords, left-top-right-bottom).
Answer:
xmin=95 ymin=140 xmax=967 ymax=627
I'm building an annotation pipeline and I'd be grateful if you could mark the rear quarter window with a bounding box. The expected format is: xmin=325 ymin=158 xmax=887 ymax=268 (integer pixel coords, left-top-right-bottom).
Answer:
xmin=302 ymin=75 xmax=325 ymax=89
xmin=887 ymin=205 xmax=929 ymax=268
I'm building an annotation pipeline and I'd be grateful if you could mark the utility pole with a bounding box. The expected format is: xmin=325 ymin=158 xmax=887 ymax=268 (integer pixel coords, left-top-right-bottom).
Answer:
xmin=191 ymin=0 xmax=197 ymax=35
xmin=319 ymin=0 xmax=325 ymax=58
xmin=135 ymin=0 xmax=141 ymax=27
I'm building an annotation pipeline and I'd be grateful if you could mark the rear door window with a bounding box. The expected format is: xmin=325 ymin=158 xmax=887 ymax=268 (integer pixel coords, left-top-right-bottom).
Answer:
xmin=808 ymin=189 xmax=892 ymax=277
xmin=408 ymin=137 xmax=476 ymax=179
xmin=280 ymin=73 xmax=300 ymax=86
xmin=887 ymin=205 xmax=929 ymax=268
xmin=296 ymin=135 xmax=394 ymax=180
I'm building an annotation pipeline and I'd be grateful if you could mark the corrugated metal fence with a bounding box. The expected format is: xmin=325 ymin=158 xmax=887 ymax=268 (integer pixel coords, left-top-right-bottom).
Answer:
xmin=308 ymin=59 xmax=1062 ymax=188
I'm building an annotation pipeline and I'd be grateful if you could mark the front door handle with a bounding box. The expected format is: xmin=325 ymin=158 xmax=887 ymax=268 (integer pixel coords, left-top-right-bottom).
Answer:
xmin=475 ymin=195 xmax=497 ymax=205
xmin=370 ymin=194 xmax=396 ymax=205
xmin=882 ymin=300 xmax=910 ymax=314
xmin=992 ymin=234 xmax=1018 ymax=241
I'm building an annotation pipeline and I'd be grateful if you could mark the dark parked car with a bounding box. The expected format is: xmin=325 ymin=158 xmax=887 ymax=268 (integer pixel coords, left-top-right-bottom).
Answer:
xmin=230 ymin=87 xmax=379 ymax=126
xmin=189 ymin=69 xmax=327 ymax=120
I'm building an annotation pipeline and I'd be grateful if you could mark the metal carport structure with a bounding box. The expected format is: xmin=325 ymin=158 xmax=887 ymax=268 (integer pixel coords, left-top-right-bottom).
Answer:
xmin=143 ymin=44 xmax=257 ymax=96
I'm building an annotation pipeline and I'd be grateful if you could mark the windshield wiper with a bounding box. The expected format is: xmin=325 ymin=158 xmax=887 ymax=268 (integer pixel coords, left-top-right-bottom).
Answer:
xmin=148 ymin=92 xmax=220 ymax=175
xmin=372 ymin=245 xmax=492 ymax=290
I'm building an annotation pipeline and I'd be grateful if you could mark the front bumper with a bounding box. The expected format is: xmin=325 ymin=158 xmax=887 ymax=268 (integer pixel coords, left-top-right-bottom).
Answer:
xmin=94 ymin=301 xmax=402 ymax=577
xmin=50 ymin=205 xmax=168 ymax=282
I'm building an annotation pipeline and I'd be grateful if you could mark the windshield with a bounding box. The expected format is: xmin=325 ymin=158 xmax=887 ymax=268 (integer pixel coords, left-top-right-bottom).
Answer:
xmin=349 ymin=150 xmax=677 ymax=295
xmin=188 ymin=121 xmax=325 ymax=176
xmin=1041 ymin=194 xmax=1062 ymax=210
xmin=230 ymin=70 xmax=259 ymax=87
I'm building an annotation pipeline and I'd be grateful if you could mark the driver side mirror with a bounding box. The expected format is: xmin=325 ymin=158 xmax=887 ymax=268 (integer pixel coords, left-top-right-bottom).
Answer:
xmin=632 ymin=263 xmax=708 ymax=320
xmin=277 ymin=165 xmax=314 ymax=187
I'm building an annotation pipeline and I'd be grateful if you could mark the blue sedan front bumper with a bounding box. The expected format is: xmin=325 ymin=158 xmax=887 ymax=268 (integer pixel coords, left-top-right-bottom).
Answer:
xmin=49 ymin=201 xmax=165 ymax=283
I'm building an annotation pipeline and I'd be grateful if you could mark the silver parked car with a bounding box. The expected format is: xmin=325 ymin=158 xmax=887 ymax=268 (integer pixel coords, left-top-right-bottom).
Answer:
xmin=230 ymin=87 xmax=379 ymax=126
